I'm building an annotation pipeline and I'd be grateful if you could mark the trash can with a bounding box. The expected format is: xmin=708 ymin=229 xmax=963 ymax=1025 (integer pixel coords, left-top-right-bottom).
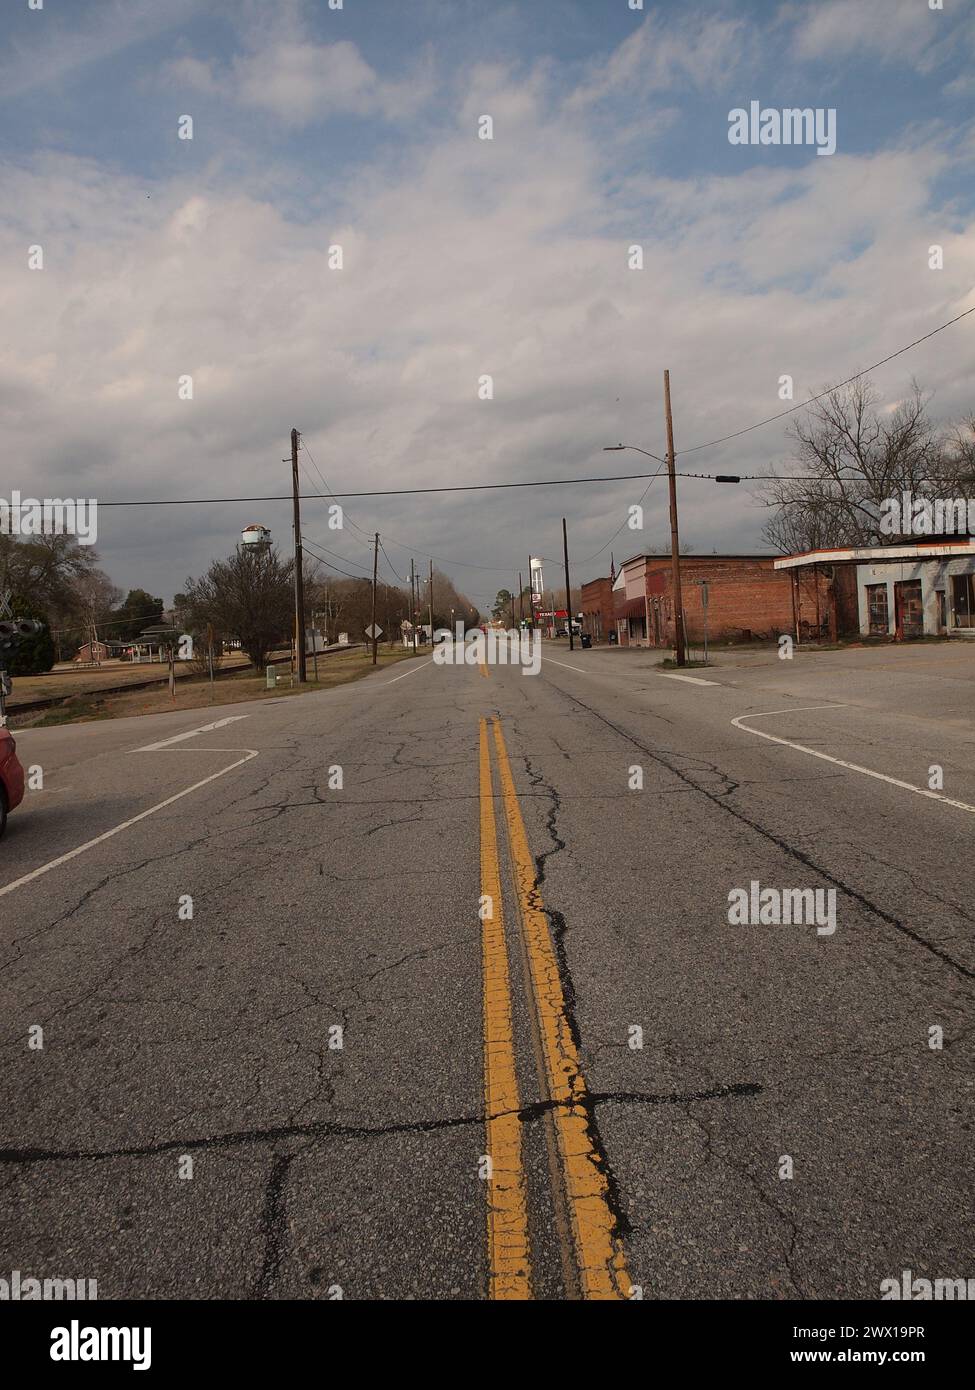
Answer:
xmin=580 ymin=633 xmax=592 ymax=649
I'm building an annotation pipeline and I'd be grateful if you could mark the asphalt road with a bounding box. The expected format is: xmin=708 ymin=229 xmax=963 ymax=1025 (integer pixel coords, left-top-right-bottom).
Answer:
xmin=1 ymin=640 xmax=973 ymax=1300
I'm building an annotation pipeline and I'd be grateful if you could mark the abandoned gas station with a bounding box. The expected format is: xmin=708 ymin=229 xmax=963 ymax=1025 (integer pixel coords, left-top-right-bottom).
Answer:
xmin=775 ymin=537 xmax=975 ymax=640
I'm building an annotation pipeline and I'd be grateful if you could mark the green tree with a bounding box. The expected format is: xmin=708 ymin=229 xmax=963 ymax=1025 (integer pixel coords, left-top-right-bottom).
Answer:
xmin=492 ymin=589 xmax=513 ymax=621
xmin=111 ymin=589 xmax=164 ymax=642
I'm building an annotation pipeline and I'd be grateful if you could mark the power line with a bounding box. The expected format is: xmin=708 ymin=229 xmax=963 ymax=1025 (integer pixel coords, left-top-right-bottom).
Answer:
xmin=378 ymin=538 xmax=409 ymax=585
xmin=574 ymin=460 xmax=667 ymax=565
xmin=302 ymin=537 xmax=375 ymax=583
xmin=677 ymin=302 xmax=975 ymax=457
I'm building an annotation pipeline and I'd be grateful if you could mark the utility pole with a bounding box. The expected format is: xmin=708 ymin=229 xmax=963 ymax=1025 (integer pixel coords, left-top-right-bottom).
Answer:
xmin=562 ymin=517 xmax=574 ymax=652
xmin=291 ymin=427 xmax=307 ymax=682
xmin=428 ymin=559 xmax=434 ymax=638
xmin=663 ymin=370 xmax=686 ymax=667
xmin=518 ymin=572 xmax=524 ymax=627
xmin=409 ymin=559 xmax=417 ymax=652
xmin=527 ymin=556 xmax=534 ymax=628
xmin=371 ymin=532 xmax=379 ymax=666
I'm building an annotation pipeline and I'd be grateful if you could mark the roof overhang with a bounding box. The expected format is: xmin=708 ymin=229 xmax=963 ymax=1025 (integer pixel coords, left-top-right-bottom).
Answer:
xmin=774 ymin=542 xmax=975 ymax=569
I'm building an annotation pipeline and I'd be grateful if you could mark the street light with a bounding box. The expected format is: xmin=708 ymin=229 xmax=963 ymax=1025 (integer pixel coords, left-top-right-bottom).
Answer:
xmin=603 ymin=440 xmax=740 ymax=666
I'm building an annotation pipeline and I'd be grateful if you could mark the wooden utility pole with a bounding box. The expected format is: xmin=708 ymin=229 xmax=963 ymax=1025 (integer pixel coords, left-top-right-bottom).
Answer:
xmin=562 ymin=518 xmax=574 ymax=652
xmin=409 ymin=559 xmax=417 ymax=652
xmin=371 ymin=532 xmax=379 ymax=665
xmin=518 ymin=572 xmax=524 ymax=627
xmin=428 ymin=559 xmax=434 ymax=637
xmin=663 ymin=371 xmax=686 ymax=667
xmin=291 ymin=427 xmax=307 ymax=682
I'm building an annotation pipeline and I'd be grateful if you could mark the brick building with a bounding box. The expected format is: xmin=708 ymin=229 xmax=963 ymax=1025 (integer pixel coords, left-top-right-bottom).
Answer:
xmin=581 ymin=576 xmax=615 ymax=641
xmin=588 ymin=553 xmax=830 ymax=648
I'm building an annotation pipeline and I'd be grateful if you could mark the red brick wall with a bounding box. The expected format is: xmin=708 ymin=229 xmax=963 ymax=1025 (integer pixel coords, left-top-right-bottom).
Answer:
xmin=642 ymin=557 xmax=810 ymax=644
xmin=581 ymin=577 xmax=615 ymax=641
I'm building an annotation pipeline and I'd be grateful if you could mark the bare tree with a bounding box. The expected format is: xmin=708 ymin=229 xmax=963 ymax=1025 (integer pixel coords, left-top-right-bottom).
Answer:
xmin=759 ymin=377 xmax=943 ymax=552
xmin=182 ymin=546 xmax=294 ymax=670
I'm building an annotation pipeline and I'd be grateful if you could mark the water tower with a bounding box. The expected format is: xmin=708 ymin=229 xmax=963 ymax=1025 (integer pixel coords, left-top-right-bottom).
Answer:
xmin=530 ymin=557 xmax=544 ymax=605
xmin=241 ymin=523 xmax=272 ymax=553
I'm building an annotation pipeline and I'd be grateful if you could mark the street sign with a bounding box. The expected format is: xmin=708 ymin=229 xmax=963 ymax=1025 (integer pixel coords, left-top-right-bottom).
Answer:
xmin=365 ymin=624 xmax=383 ymax=640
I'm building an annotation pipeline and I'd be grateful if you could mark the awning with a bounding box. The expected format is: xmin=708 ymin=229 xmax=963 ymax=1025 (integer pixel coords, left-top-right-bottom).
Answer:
xmin=614 ymin=596 xmax=647 ymax=620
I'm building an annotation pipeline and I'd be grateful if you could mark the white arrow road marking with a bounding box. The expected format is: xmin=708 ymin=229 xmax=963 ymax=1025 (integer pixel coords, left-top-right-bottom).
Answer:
xmin=0 ymin=748 xmax=260 ymax=899
xmin=134 ymin=715 xmax=249 ymax=751
xmin=732 ymin=704 xmax=975 ymax=815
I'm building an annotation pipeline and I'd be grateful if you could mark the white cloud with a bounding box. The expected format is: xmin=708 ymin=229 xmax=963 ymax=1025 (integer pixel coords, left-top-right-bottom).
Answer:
xmin=3 ymin=17 xmax=974 ymax=599
xmin=790 ymin=0 xmax=938 ymax=66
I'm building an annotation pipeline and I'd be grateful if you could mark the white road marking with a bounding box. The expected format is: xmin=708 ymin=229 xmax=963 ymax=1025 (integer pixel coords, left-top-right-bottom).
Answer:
xmin=660 ymin=673 xmax=720 ymax=686
xmin=383 ymin=658 xmax=434 ymax=685
xmin=135 ymin=715 xmax=249 ymax=751
xmin=0 ymin=749 xmax=260 ymax=899
xmin=541 ymin=656 xmax=589 ymax=674
xmin=732 ymin=705 xmax=975 ymax=815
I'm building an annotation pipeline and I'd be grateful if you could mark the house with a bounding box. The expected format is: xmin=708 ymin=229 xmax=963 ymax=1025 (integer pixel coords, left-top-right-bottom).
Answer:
xmin=74 ymin=639 xmax=112 ymax=664
xmin=774 ymin=536 xmax=975 ymax=640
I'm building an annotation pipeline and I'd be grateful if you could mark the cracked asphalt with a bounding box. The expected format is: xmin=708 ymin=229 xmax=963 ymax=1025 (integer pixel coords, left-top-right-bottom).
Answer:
xmin=0 ymin=641 xmax=973 ymax=1299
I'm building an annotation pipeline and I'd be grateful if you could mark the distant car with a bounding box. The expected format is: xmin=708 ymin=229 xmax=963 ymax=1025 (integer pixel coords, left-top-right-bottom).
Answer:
xmin=0 ymin=728 xmax=25 ymax=839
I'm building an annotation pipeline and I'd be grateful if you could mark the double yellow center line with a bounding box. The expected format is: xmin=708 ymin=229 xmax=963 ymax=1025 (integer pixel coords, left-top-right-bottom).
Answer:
xmin=478 ymin=716 xmax=631 ymax=1299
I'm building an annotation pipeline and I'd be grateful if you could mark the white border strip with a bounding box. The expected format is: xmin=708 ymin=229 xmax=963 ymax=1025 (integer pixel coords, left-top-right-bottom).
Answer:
xmin=732 ymin=705 xmax=975 ymax=815
xmin=135 ymin=716 xmax=249 ymax=751
xmin=0 ymin=749 xmax=259 ymax=899
xmin=541 ymin=656 xmax=589 ymax=674
xmin=383 ymin=658 xmax=434 ymax=685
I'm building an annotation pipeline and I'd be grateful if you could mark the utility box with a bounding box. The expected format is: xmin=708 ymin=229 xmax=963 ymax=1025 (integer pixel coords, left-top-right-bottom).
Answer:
xmin=265 ymin=666 xmax=275 ymax=689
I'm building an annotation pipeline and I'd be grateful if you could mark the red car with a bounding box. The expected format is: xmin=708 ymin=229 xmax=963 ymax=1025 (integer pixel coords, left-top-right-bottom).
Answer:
xmin=0 ymin=728 xmax=25 ymax=838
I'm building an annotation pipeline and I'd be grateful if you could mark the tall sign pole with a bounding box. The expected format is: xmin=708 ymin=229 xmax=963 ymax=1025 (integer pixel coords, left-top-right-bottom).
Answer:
xmin=663 ymin=371 xmax=687 ymax=667
xmin=291 ymin=428 xmax=307 ymax=683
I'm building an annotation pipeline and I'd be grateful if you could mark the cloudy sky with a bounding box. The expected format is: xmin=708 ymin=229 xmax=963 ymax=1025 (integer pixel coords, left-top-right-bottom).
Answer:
xmin=2 ymin=0 xmax=974 ymax=605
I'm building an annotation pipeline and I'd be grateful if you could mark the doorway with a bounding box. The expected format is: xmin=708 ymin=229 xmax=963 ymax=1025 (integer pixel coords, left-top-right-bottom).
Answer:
xmin=894 ymin=579 xmax=923 ymax=639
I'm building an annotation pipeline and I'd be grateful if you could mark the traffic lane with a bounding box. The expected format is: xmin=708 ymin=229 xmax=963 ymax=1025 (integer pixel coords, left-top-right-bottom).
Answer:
xmin=531 ymin=656 xmax=975 ymax=976
xmin=0 ymin=664 xmax=488 ymax=1298
xmin=490 ymin=664 xmax=973 ymax=1296
xmin=0 ymin=662 xmax=429 ymax=888
xmin=0 ymin=742 xmax=262 ymax=892
xmin=1 ymin=674 xmax=484 ymax=1145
